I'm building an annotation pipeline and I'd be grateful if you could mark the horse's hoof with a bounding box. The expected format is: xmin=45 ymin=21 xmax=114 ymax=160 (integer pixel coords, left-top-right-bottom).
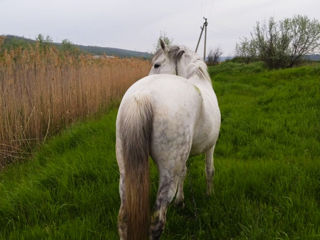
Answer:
xmin=150 ymin=220 xmax=164 ymax=240
xmin=174 ymin=200 xmax=185 ymax=208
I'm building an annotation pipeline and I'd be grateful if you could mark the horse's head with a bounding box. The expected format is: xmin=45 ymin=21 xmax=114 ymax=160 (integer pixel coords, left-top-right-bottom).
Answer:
xmin=149 ymin=39 xmax=210 ymax=82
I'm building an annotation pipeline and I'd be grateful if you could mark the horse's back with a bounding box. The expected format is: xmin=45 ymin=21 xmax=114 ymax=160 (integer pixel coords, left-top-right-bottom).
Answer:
xmin=119 ymin=74 xmax=203 ymax=165
xmin=121 ymin=74 xmax=202 ymax=119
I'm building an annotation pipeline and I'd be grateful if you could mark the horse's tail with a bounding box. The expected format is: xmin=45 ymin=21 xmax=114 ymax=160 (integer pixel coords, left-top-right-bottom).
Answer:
xmin=119 ymin=95 xmax=153 ymax=240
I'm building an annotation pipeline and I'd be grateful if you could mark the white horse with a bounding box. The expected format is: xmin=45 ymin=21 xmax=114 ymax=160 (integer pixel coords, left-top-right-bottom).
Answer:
xmin=116 ymin=40 xmax=221 ymax=240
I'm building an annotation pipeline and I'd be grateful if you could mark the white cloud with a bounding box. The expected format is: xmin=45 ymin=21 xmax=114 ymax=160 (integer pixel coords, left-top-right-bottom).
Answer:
xmin=0 ymin=0 xmax=319 ymax=55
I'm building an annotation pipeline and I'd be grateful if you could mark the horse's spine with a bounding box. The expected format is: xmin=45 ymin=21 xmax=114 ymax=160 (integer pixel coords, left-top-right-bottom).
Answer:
xmin=119 ymin=95 xmax=153 ymax=240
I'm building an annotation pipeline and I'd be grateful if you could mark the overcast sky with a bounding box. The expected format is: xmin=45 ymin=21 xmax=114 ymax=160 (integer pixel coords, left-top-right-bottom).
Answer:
xmin=0 ymin=0 xmax=319 ymax=55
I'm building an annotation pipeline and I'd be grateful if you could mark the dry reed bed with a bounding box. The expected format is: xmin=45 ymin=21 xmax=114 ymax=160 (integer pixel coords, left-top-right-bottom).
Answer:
xmin=0 ymin=44 xmax=150 ymax=167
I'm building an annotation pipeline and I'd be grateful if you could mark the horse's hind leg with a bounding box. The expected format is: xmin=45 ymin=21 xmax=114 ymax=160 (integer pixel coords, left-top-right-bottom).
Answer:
xmin=205 ymin=145 xmax=216 ymax=195
xmin=174 ymin=166 xmax=187 ymax=207
xmin=150 ymin=171 xmax=179 ymax=240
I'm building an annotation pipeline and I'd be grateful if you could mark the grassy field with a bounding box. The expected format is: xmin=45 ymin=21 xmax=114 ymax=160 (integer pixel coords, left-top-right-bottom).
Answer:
xmin=0 ymin=62 xmax=320 ymax=239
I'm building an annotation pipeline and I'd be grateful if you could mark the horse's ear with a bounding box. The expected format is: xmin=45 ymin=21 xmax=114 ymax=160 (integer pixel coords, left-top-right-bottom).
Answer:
xmin=177 ymin=50 xmax=185 ymax=59
xmin=160 ymin=39 xmax=167 ymax=52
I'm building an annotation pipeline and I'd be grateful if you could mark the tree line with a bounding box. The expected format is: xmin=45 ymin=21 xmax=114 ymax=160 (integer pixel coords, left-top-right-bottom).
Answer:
xmin=235 ymin=15 xmax=320 ymax=68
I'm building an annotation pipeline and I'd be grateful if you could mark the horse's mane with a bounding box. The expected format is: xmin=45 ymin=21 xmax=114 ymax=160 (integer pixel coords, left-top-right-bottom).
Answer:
xmin=167 ymin=45 xmax=211 ymax=82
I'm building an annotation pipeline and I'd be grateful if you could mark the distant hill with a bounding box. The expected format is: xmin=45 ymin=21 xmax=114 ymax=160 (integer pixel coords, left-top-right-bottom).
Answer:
xmin=220 ymin=55 xmax=320 ymax=62
xmin=74 ymin=44 xmax=152 ymax=59
xmin=219 ymin=56 xmax=233 ymax=62
xmin=2 ymin=35 xmax=152 ymax=59
xmin=304 ymin=54 xmax=320 ymax=61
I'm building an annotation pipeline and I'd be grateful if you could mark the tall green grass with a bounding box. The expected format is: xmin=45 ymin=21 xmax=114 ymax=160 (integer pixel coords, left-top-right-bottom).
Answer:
xmin=210 ymin=62 xmax=320 ymax=162
xmin=0 ymin=62 xmax=319 ymax=239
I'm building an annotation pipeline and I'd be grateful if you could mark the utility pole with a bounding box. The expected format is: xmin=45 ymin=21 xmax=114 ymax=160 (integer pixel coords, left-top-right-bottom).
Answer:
xmin=195 ymin=17 xmax=208 ymax=61
xmin=195 ymin=26 xmax=204 ymax=53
